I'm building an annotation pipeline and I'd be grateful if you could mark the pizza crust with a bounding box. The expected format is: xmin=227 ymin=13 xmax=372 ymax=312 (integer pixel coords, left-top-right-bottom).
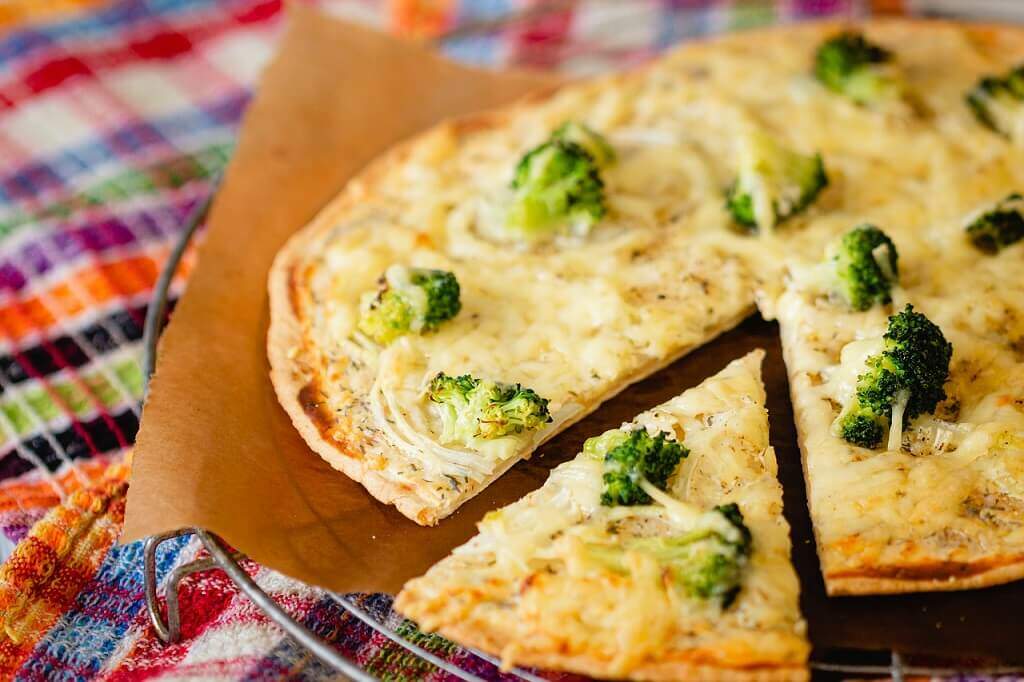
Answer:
xmin=432 ymin=619 xmax=809 ymax=682
xmin=774 ymin=268 xmax=1024 ymax=593
xmin=267 ymin=140 xmax=436 ymax=522
xmin=825 ymin=561 xmax=1024 ymax=596
xmin=789 ymin=372 xmax=1024 ymax=596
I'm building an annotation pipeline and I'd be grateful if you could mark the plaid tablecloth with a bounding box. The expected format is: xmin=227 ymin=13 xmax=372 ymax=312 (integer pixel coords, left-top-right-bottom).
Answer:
xmin=0 ymin=0 xmax=1007 ymax=679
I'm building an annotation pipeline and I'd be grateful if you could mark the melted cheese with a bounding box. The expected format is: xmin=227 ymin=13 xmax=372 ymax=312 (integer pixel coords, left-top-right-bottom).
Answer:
xmin=306 ymin=139 xmax=757 ymax=504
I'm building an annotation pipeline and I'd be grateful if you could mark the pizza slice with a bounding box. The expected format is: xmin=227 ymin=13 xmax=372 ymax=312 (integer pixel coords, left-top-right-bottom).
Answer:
xmin=395 ymin=351 xmax=809 ymax=680
xmin=777 ymin=211 xmax=1024 ymax=595
xmin=268 ymin=110 xmax=760 ymax=526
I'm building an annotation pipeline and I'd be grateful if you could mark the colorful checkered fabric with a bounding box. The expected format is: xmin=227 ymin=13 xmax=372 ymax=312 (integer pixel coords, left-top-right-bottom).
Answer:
xmin=3 ymin=0 xmax=1000 ymax=679
xmin=0 ymin=1 xmax=114 ymax=32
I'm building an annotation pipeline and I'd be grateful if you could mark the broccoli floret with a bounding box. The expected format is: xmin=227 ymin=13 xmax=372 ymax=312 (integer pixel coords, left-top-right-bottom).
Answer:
xmin=552 ymin=121 xmax=616 ymax=167
xmin=427 ymin=372 xmax=552 ymax=444
xmin=836 ymin=305 xmax=953 ymax=450
xmin=966 ymin=193 xmax=1024 ymax=253
xmin=583 ymin=428 xmax=687 ymax=506
xmin=837 ymin=404 xmax=887 ymax=449
xmin=585 ymin=503 xmax=752 ymax=606
xmin=581 ymin=428 xmax=751 ymax=605
xmin=581 ymin=428 xmax=630 ymax=459
xmin=507 ymin=138 xmax=606 ymax=239
xmin=827 ymin=224 xmax=899 ymax=311
xmin=814 ymin=31 xmax=903 ymax=106
xmin=966 ymin=65 xmax=1024 ymax=142
xmin=357 ymin=265 xmax=461 ymax=345
xmin=725 ymin=131 xmax=828 ymax=232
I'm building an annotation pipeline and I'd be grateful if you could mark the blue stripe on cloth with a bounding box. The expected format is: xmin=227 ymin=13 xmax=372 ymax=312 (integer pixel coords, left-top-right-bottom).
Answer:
xmin=1 ymin=195 xmax=206 ymax=288
xmin=442 ymin=34 xmax=502 ymax=66
xmin=0 ymin=0 xmax=219 ymax=66
xmin=13 ymin=536 xmax=192 ymax=682
xmin=442 ymin=0 xmax=516 ymax=66
xmin=0 ymin=92 xmax=245 ymax=214
xmin=239 ymin=595 xmax=361 ymax=681
xmin=658 ymin=0 xmax=719 ymax=47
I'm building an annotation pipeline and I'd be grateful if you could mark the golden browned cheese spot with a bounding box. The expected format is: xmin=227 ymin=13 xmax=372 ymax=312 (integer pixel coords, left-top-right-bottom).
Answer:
xmin=287 ymin=263 xmax=305 ymax=321
xmin=297 ymin=382 xmax=362 ymax=459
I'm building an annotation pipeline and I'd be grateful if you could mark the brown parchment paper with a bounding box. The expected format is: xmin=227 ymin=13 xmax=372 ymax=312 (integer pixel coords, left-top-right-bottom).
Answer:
xmin=122 ymin=5 xmax=557 ymax=589
xmin=124 ymin=7 xmax=1024 ymax=664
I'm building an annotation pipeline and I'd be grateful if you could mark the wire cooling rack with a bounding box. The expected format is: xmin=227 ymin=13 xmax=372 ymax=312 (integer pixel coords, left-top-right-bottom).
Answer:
xmin=140 ymin=3 xmax=1024 ymax=679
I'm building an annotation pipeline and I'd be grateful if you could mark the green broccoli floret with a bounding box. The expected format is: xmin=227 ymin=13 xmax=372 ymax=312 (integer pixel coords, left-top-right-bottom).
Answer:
xmin=427 ymin=372 xmax=552 ymax=444
xmin=827 ymin=224 xmax=899 ymax=310
xmin=357 ymin=265 xmax=461 ymax=345
xmin=552 ymin=121 xmax=616 ymax=167
xmin=580 ymin=427 xmax=751 ymax=605
xmin=581 ymin=427 xmax=630 ymax=459
xmin=836 ymin=305 xmax=953 ymax=449
xmin=585 ymin=503 xmax=752 ymax=606
xmin=966 ymin=65 xmax=1024 ymax=142
xmin=814 ymin=31 xmax=904 ymax=106
xmin=507 ymin=138 xmax=607 ymax=239
xmin=966 ymin=193 xmax=1024 ymax=253
xmin=836 ymin=404 xmax=887 ymax=449
xmin=725 ymin=131 xmax=828 ymax=233
xmin=583 ymin=428 xmax=688 ymax=506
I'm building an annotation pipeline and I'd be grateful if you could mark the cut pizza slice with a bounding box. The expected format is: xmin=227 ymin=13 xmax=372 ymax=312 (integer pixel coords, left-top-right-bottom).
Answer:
xmin=395 ymin=351 xmax=809 ymax=681
xmin=268 ymin=110 xmax=760 ymax=526
xmin=777 ymin=223 xmax=1024 ymax=595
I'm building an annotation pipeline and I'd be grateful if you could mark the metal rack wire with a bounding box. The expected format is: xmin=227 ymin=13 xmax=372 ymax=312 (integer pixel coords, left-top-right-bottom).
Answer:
xmin=139 ymin=3 xmax=1024 ymax=678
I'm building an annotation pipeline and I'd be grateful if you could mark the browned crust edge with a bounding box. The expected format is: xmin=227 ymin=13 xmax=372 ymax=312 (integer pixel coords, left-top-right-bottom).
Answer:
xmin=824 ymin=559 xmax=1024 ymax=596
xmin=269 ymin=18 xmax=1024 ymax=531
xmin=431 ymin=619 xmax=809 ymax=682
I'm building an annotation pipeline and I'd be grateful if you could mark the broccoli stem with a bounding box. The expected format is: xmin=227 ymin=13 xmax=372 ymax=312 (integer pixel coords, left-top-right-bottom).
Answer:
xmin=639 ymin=479 xmax=745 ymax=546
xmin=887 ymin=389 xmax=910 ymax=451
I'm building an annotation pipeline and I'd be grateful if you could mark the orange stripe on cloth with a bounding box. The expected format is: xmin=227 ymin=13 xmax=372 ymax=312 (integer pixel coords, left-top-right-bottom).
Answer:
xmin=0 ymin=0 xmax=111 ymax=32
xmin=0 ymin=247 xmax=190 ymax=342
xmin=0 ymin=457 xmax=129 ymax=677
xmin=389 ymin=0 xmax=457 ymax=38
xmin=0 ymin=456 xmax=120 ymax=516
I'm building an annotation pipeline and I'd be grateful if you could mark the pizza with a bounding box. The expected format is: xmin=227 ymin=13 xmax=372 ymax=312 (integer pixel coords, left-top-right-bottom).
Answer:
xmin=394 ymin=351 xmax=809 ymax=680
xmin=269 ymin=17 xmax=1024 ymax=594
